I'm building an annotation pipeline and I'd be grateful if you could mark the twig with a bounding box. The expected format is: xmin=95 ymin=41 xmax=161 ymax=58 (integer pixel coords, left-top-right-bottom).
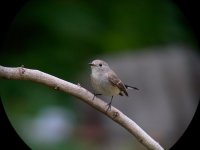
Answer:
xmin=0 ymin=65 xmax=164 ymax=150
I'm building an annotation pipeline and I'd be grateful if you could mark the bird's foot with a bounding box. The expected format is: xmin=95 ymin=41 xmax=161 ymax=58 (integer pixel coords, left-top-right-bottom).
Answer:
xmin=92 ymin=93 xmax=102 ymax=100
xmin=106 ymin=102 xmax=112 ymax=112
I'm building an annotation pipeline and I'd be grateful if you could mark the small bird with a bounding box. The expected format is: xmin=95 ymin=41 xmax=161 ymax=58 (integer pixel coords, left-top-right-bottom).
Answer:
xmin=89 ymin=59 xmax=139 ymax=111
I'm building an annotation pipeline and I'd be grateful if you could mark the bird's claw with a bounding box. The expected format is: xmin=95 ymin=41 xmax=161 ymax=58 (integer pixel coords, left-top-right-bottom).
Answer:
xmin=106 ymin=102 xmax=112 ymax=112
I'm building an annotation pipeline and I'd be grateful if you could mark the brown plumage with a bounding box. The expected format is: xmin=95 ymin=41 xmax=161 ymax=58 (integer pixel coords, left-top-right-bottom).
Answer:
xmin=108 ymin=73 xmax=128 ymax=96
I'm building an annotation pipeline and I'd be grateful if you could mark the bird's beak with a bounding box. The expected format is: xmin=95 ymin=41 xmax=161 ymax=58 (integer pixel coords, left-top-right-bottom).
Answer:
xmin=88 ymin=62 xmax=96 ymax=66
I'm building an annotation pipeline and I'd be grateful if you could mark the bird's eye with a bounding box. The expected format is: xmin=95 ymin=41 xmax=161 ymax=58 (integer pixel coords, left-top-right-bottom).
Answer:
xmin=99 ymin=63 xmax=102 ymax=67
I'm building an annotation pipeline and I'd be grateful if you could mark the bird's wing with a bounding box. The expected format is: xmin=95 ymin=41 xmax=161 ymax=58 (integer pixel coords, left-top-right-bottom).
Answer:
xmin=108 ymin=72 xmax=128 ymax=96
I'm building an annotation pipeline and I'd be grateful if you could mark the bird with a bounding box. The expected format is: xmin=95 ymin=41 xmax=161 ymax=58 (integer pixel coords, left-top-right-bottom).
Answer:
xmin=89 ymin=59 xmax=139 ymax=111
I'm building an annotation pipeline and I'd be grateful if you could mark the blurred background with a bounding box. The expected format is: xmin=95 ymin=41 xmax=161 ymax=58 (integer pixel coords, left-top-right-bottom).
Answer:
xmin=0 ymin=0 xmax=200 ymax=150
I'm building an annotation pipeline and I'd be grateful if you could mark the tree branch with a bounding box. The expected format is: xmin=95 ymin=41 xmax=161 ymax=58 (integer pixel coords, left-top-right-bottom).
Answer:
xmin=0 ymin=65 xmax=164 ymax=150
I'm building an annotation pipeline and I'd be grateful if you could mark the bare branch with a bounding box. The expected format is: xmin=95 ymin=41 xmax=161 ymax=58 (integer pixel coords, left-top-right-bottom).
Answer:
xmin=0 ymin=65 xmax=164 ymax=150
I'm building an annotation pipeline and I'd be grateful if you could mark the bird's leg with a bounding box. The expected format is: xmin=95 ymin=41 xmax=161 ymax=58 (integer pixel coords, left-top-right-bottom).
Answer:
xmin=92 ymin=93 xmax=102 ymax=100
xmin=106 ymin=96 xmax=113 ymax=112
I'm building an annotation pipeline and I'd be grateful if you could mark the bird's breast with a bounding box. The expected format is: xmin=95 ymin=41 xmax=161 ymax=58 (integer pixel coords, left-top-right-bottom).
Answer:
xmin=91 ymin=72 xmax=120 ymax=96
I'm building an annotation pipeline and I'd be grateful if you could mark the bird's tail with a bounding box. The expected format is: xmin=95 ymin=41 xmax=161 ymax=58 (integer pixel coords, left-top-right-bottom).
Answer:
xmin=125 ymin=84 xmax=139 ymax=90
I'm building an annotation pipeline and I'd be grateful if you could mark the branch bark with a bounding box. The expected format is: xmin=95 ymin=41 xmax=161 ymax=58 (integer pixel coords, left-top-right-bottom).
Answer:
xmin=0 ymin=65 xmax=164 ymax=150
